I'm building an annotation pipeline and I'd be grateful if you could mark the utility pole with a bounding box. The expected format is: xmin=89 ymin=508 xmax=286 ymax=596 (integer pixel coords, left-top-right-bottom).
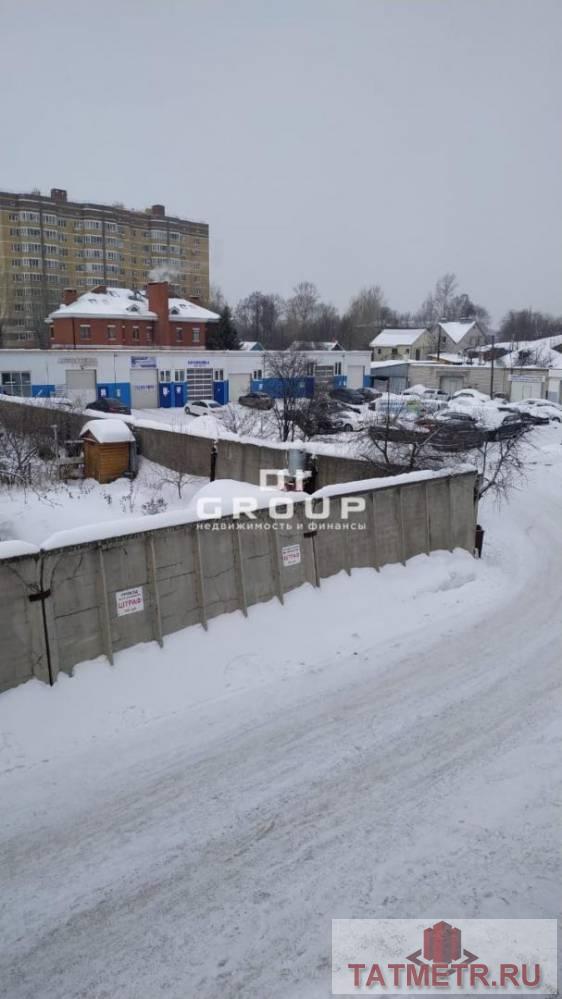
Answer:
xmin=489 ymin=334 xmax=495 ymax=397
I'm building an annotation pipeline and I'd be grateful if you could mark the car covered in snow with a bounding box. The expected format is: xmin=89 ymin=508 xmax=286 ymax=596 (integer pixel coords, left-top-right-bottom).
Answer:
xmin=184 ymin=398 xmax=223 ymax=417
xmin=509 ymin=399 xmax=562 ymax=423
xmin=329 ymin=387 xmax=366 ymax=406
xmin=452 ymin=388 xmax=491 ymax=403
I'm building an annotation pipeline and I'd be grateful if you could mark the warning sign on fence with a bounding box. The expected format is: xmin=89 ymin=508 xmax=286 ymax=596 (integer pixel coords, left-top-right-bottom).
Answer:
xmin=281 ymin=543 xmax=301 ymax=567
xmin=116 ymin=586 xmax=144 ymax=617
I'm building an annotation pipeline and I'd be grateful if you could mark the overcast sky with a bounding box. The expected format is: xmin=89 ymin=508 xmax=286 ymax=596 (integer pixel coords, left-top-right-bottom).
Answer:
xmin=2 ymin=0 xmax=561 ymax=324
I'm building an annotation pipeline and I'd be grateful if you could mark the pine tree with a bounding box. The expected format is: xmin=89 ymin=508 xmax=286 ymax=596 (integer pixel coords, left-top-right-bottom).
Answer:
xmin=207 ymin=305 xmax=240 ymax=350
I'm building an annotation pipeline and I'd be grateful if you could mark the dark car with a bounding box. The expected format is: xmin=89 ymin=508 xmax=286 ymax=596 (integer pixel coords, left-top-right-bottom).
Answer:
xmin=239 ymin=391 xmax=274 ymax=411
xmin=329 ymin=387 xmax=365 ymax=406
xmin=356 ymin=387 xmax=381 ymax=403
xmin=493 ymin=412 xmax=525 ymax=440
xmin=498 ymin=405 xmax=548 ymax=426
xmin=85 ymin=397 xmax=131 ymax=415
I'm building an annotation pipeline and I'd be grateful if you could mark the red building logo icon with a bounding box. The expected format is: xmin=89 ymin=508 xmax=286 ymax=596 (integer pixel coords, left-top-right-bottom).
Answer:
xmin=407 ymin=921 xmax=478 ymax=970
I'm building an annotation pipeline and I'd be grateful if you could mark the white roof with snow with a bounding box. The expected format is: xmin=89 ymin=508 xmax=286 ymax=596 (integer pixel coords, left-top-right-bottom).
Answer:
xmin=80 ymin=419 xmax=135 ymax=444
xmin=239 ymin=341 xmax=264 ymax=351
xmin=48 ymin=287 xmax=219 ymax=323
xmin=437 ymin=321 xmax=478 ymax=344
xmin=370 ymin=329 xmax=427 ymax=348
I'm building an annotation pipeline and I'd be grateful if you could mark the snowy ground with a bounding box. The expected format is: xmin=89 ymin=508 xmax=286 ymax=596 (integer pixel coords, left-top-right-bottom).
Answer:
xmin=0 ymin=429 xmax=560 ymax=998
xmin=0 ymin=458 xmax=206 ymax=545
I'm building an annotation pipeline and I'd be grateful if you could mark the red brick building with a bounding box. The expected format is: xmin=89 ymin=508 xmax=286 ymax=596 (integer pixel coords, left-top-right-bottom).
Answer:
xmin=47 ymin=282 xmax=219 ymax=349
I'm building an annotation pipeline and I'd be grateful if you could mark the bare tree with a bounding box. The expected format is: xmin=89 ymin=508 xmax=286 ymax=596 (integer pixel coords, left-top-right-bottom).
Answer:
xmin=359 ymin=402 xmax=531 ymax=501
xmin=265 ymin=350 xmax=312 ymax=442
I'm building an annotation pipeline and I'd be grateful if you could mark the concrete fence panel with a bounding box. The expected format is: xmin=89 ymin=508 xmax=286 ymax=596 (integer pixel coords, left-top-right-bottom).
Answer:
xmin=0 ymin=553 xmax=48 ymax=692
xmin=0 ymin=469 xmax=477 ymax=693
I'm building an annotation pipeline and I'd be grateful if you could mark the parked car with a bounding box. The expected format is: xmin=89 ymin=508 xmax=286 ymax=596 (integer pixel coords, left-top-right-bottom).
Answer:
xmin=296 ymin=411 xmax=346 ymax=436
xmin=452 ymin=388 xmax=491 ymax=403
xmin=355 ymin=387 xmax=381 ymax=403
xmin=329 ymin=387 xmax=366 ymax=406
xmin=498 ymin=405 xmax=549 ymax=426
xmin=416 ymin=410 xmax=478 ymax=431
xmin=238 ymin=391 xmax=274 ymax=411
xmin=492 ymin=412 xmax=525 ymax=440
xmin=184 ymin=398 xmax=223 ymax=417
xmin=326 ymin=399 xmax=363 ymax=416
xmin=421 ymin=388 xmax=450 ymax=401
xmin=85 ymin=397 xmax=131 ymax=415
xmin=510 ymin=399 xmax=562 ymax=423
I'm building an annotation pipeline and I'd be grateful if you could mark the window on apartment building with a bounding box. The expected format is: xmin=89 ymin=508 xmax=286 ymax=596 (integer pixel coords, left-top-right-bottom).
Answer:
xmin=107 ymin=325 xmax=116 ymax=341
xmin=174 ymin=370 xmax=185 ymax=382
xmin=176 ymin=327 xmax=184 ymax=343
xmin=132 ymin=326 xmax=140 ymax=342
xmin=79 ymin=325 xmax=91 ymax=340
xmin=213 ymin=369 xmax=224 ymax=381
xmin=1 ymin=371 xmax=31 ymax=397
xmin=192 ymin=328 xmax=200 ymax=343
xmin=159 ymin=370 xmax=171 ymax=382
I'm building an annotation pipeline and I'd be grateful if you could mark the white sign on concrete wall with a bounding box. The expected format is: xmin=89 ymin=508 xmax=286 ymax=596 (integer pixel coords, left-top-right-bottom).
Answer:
xmin=281 ymin=543 xmax=301 ymax=567
xmin=116 ymin=586 xmax=144 ymax=616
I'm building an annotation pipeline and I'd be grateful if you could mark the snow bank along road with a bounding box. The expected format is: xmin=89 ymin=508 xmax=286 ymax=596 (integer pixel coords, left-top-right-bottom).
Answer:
xmin=0 ymin=431 xmax=560 ymax=999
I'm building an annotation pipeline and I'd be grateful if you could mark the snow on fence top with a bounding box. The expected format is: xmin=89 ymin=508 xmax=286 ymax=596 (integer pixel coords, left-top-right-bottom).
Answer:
xmin=0 ymin=468 xmax=474 ymax=558
xmin=80 ymin=419 xmax=135 ymax=444
xmin=313 ymin=465 xmax=474 ymax=500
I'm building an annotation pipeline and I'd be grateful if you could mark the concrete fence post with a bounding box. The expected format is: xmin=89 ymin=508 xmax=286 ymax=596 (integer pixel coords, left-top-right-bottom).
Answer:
xmin=97 ymin=546 xmax=114 ymax=665
xmin=369 ymin=493 xmax=380 ymax=571
xmin=269 ymin=527 xmax=285 ymax=604
xmin=423 ymin=481 xmax=431 ymax=556
xmin=146 ymin=536 xmax=163 ymax=647
xmin=192 ymin=528 xmax=208 ymax=630
xmin=398 ymin=487 xmax=407 ymax=565
xmin=232 ymin=527 xmax=248 ymax=617
xmin=446 ymin=477 xmax=454 ymax=552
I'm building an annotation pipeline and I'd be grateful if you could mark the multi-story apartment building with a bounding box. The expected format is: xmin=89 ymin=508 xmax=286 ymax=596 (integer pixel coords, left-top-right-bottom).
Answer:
xmin=0 ymin=187 xmax=210 ymax=348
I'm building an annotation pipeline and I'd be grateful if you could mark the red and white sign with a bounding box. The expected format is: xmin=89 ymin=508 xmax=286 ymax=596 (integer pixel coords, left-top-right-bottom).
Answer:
xmin=282 ymin=543 xmax=301 ymax=567
xmin=116 ymin=586 xmax=144 ymax=617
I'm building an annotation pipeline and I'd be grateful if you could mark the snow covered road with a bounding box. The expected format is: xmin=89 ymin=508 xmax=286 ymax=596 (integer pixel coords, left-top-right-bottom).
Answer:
xmin=0 ymin=432 xmax=560 ymax=999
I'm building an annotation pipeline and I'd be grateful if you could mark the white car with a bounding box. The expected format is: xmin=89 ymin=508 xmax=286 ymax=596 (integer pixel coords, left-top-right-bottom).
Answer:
xmin=452 ymin=388 xmax=491 ymax=403
xmin=511 ymin=399 xmax=562 ymax=422
xmin=184 ymin=398 xmax=223 ymax=417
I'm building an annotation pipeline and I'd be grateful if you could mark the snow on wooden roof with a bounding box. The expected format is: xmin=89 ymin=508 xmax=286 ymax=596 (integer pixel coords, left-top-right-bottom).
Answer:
xmin=80 ymin=419 xmax=135 ymax=444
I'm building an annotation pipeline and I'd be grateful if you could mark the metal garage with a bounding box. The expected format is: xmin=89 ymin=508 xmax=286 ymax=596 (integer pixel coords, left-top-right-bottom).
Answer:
xmin=65 ymin=368 xmax=96 ymax=405
xmin=130 ymin=368 xmax=158 ymax=409
xmin=346 ymin=364 xmax=365 ymax=389
xmin=228 ymin=372 xmax=251 ymax=402
xmin=439 ymin=374 xmax=465 ymax=396
xmin=510 ymin=376 xmax=544 ymax=402
xmin=186 ymin=367 xmax=214 ymax=401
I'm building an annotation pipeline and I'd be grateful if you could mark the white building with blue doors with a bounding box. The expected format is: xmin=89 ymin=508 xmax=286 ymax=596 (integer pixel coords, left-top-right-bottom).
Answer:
xmin=0 ymin=346 xmax=372 ymax=410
